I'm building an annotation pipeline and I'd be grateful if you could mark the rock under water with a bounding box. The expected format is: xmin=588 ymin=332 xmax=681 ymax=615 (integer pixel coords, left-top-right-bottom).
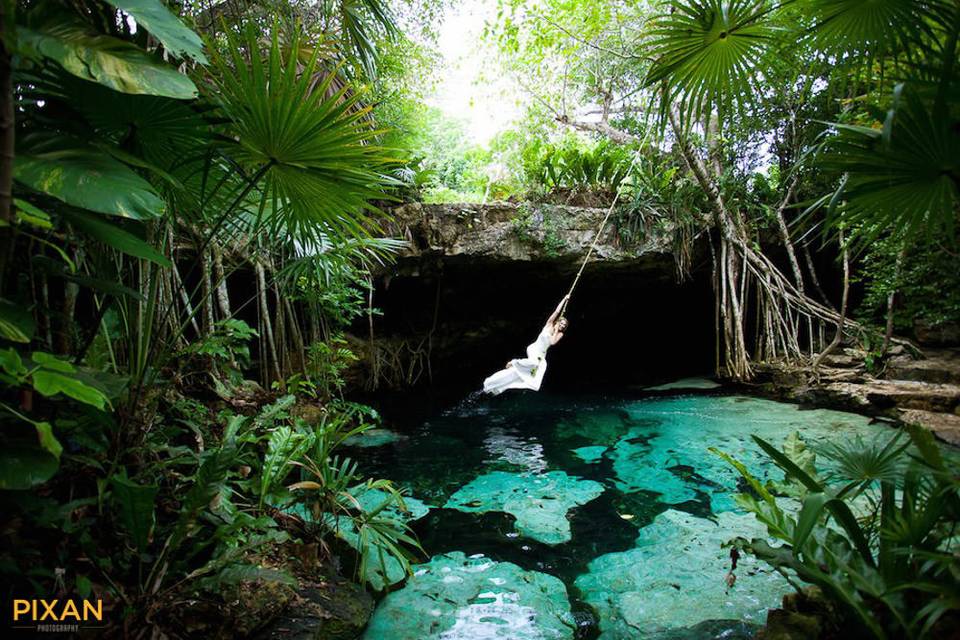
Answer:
xmin=444 ymin=470 xmax=604 ymax=545
xmin=363 ymin=551 xmax=575 ymax=639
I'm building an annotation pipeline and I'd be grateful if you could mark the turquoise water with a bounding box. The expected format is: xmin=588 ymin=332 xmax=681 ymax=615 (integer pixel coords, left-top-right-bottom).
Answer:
xmin=347 ymin=385 xmax=895 ymax=639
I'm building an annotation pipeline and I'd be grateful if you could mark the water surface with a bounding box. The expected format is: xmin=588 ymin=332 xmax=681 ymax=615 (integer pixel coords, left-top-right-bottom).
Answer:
xmin=349 ymin=385 xmax=893 ymax=639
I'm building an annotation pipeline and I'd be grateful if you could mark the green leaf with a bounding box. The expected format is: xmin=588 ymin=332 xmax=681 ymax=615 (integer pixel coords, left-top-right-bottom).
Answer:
xmin=76 ymin=575 xmax=92 ymax=598
xmin=0 ymin=299 xmax=35 ymax=343
xmin=645 ymin=0 xmax=778 ymax=123
xmin=13 ymin=199 xmax=52 ymax=229
xmin=104 ymin=0 xmax=207 ymax=63
xmin=753 ymin=435 xmax=875 ymax=565
xmin=31 ymin=370 xmax=109 ymax=410
xmin=110 ymin=474 xmax=158 ymax=551
xmin=0 ymin=445 xmax=59 ymax=489
xmin=0 ymin=348 xmax=26 ymax=377
xmin=820 ymin=88 xmax=960 ymax=249
xmin=18 ymin=23 xmax=197 ymax=99
xmin=61 ymin=210 xmax=171 ymax=266
xmin=14 ymin=136 xmax=165 ymax=220
xmin=34 ymin=422 xmax=62 ymax=460
xmin=32 ymin=351 xmax=75 ymax=372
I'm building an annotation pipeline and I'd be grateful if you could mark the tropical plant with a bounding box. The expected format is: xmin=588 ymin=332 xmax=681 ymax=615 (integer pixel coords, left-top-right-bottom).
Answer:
xmin=284 ymin=402 xmax=422 ymax=589
xmin=713 ymin=426 xmax=960 ymax=638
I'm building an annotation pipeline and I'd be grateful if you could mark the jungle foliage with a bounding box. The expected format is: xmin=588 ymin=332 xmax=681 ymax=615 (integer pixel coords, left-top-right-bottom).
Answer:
xmin=0 ymin=0 xmax=426 ymax=634
xmin=716 ymin=426 xmax=960 ymax=638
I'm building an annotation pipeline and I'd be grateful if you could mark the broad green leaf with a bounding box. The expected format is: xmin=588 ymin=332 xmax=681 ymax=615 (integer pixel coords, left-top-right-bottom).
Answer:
xmin=61 ymin=210 xmax=171 ymax=266
xmin=0 ymin=445 xmax=59 ymax=489
xmin=34 ymin=422 xmax=62 ymax=460
xmin=110 ymin=474 xmax=158 ymax=551
xmin=31 ymin=370 xmax=109 ymax=410
xmin=19 ymin=24 xmax=197 ymax=99
xmin=105 ymin=0 xmax=207 ymax=63
xmin=13 ymin=199 xmax=52 ymax=229
xmin=32 ymin=351 xmax=75 ymax=372
xmin=14 ymin=137 xmax=165 ymax=219
xmin=0 ymin=348 xmax=26 ymax=377
xmin=0 ymin=299 xmax=35 ymax=343
xmin=645 ymin=0 xmax=778 ymax=123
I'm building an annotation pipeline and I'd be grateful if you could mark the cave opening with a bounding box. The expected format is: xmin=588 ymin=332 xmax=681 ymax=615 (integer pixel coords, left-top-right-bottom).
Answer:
xmin=365 ymin=253 xmax=716 ymax=398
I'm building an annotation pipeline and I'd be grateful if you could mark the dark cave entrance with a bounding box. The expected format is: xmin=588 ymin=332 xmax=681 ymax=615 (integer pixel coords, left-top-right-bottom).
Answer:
xmin=365 ymin=252 xmax=716 ymax=397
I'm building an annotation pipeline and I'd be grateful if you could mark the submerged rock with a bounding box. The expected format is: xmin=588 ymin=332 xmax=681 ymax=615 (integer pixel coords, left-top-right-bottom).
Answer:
xmin=646 ymin=377 xmax=722 ymax=391
xmin=608 ymin=395 xmax=879 ymax=511
xmin=575 ymin=509 xmax=791 ymax=639
xmin=343 ymin=428 xmax=406 ymax=448
xmin=444 ymin=470 xmax=604 ymax=545
xmin=572 ymin=445 xmax=607 ymax=463
xmin=555 ymin=409 xmax=639 ymax=447
xmin=363 ymin=551 xmax=575 ymax=640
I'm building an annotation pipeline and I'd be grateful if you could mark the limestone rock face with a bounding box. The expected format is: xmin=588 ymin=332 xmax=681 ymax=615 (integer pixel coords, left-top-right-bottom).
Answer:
xmin=387 ymin=202 xmax=674 ymax=266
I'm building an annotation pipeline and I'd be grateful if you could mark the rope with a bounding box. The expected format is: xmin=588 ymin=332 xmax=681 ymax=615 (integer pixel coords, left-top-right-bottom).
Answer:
xmin=557 ymin=153 xmax=639 ymax=318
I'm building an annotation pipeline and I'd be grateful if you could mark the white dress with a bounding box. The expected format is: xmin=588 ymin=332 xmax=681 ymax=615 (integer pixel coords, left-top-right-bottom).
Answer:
xmin=483 ymin=326 xmax=552 ymax=395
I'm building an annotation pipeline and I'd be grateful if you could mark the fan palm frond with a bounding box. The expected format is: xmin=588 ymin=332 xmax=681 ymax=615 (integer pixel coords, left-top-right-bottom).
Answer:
xmin=211 ymin=24 xmax=397 ymax=246
xmin=819 ymin=85 xmax=960 ymax=250
xmin=800 ymin=0 xmax=950 ymax=58
xmin=645 ymin=0 xmax=779 ymax=124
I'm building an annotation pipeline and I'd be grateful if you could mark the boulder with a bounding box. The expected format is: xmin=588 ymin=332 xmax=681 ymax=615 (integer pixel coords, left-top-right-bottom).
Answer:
xmin=257 ymin=579 xmax=374 ymax=640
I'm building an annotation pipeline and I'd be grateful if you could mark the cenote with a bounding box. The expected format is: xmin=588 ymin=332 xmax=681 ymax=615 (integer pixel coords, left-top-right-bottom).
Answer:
xmin=341 ymin=384 xmax=898 ymax=639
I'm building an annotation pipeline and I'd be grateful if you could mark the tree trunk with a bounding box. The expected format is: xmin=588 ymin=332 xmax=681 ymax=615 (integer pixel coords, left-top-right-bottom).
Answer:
xmin=200 ymin=247 xmax=215 ymax=331
xmin=212 ymin=244 xmax=232 ymax=318
xmin=813 ymin=229 xmax=850 ymax=370
xmin=881 ymin=243 xmax=908 ymax=354
xmin=255 ymin=258 xmax=282 ymax=383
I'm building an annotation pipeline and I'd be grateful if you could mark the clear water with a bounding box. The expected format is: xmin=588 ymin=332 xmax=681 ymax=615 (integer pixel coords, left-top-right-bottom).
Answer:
xmin=349 ymin=385 xmax=896 ymax=639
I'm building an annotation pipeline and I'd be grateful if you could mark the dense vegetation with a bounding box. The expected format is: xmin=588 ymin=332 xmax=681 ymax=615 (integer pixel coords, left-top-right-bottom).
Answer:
xmin=0 ymin=0 xmax=957 ymax=637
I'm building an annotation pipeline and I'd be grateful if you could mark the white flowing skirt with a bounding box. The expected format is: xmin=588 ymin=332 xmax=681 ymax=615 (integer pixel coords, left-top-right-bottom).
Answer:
xmin=483 ymin=356 xmax=547 ymax=395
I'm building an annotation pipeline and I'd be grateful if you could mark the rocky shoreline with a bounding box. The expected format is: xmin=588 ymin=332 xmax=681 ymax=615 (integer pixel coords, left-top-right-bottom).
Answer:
xmin=749 ymin=347 xmax=960 ymax=446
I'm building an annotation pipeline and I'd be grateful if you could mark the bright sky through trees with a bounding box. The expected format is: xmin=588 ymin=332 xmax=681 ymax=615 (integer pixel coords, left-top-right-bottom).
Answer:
xmin=428 ymin=0 xmax=522 ymax=144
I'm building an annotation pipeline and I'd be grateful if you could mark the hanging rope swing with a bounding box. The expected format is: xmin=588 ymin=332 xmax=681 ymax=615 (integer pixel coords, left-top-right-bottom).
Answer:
xmin=556 ymin=152 xmax=638 ymax=319
xmin=481 ymin=153 xmax=639 ymax=395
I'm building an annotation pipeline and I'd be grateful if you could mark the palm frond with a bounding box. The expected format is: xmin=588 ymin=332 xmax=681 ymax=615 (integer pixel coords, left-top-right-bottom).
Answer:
xmin=645 ymin=0 xmax=779 ymax=124
xmin=800 ymin=0 xmax=950 ymax=58
xmin=210 ymin=24 xmax=397 ymax=245
xmin=819 ymin=85 xmax=960 ymax=250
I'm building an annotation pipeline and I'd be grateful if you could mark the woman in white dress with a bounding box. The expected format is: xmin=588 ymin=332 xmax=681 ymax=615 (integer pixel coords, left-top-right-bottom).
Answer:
xmin=483 ymin=296 xmax=569 ymax=395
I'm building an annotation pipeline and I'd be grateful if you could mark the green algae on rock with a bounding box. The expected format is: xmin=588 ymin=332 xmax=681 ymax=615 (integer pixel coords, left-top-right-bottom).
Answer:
xmin=363 ymin=551 xmax=575 ymax=640
xmin=575 ymin=509 xmax=792 ymax=639
xmin=444 ymin=470 xmax=604 ymax=545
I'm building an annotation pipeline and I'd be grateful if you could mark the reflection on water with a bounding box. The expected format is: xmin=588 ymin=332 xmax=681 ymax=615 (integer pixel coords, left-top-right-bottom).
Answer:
xmin=484 ymin=427 xmax=548 ymax=473
xmin=351 ymin=387 xmax=893 ymax=639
